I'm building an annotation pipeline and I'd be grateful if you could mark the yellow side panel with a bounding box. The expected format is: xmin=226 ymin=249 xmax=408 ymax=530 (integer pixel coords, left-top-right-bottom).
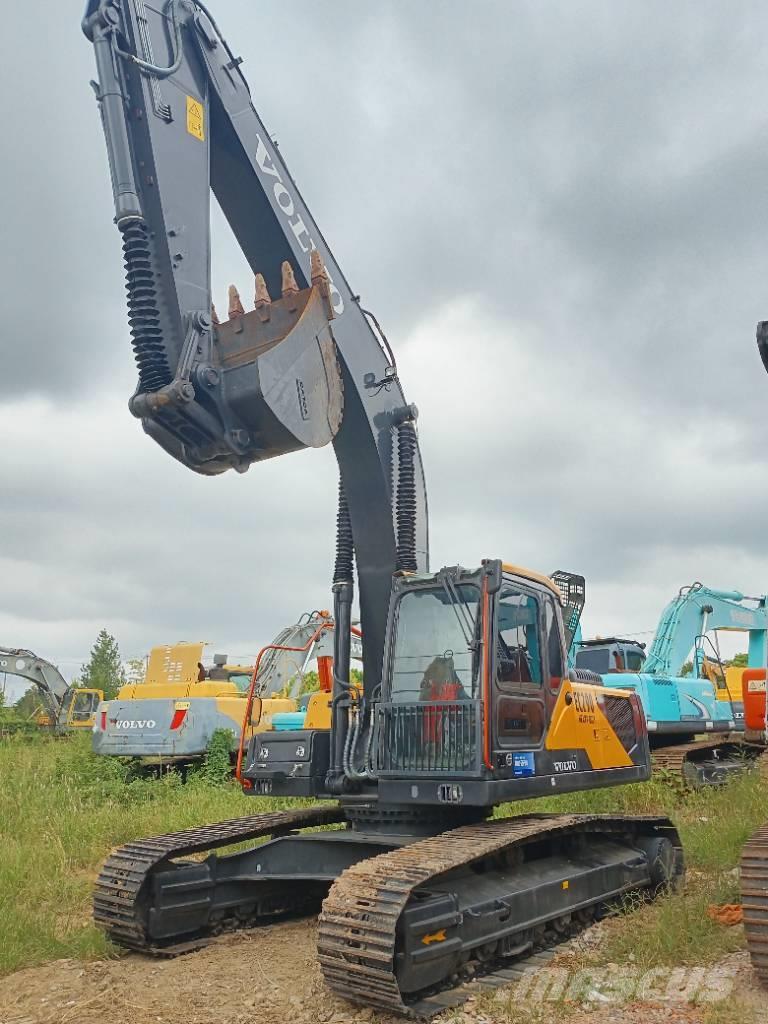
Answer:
xmin=117 ymin=680 xmax=230 ymax=700
xmin=146 ymin=643 xmax=205 ymax=688
xmin=118 ymin=653 xmax=252 ymax=701
xmin=213 ymin=695 xmax=250 ymax=736
xmin=220 ymin=697 xmax=298 ymax=738
xmin=715 ymin=666 xmax=746 ymax=703
xmin=255 ymin=697 xmax=298 ymax=732
xmin=546 ymin=680 xmax=633 ymax=769
xmin=305 ymin=692 xmax=333 ymax=730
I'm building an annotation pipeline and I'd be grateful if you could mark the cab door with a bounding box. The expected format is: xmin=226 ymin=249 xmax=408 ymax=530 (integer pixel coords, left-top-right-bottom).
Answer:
xmin=492 ymin=586 xmax=548 ymax=772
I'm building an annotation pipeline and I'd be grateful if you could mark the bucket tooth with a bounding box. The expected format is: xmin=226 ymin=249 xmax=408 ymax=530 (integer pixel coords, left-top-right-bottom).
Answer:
xmin=310 ymin=250 xmax=335 ymax=321
xmin=211 ymin=305 xmax=220 ymax=325
xmin=254 ymin=273 xmax=272 ymax=322
xmin=228 ymin=285 xmax=245 ymax=319
xmin=310 ymin=249 xmax=326 ymax=286
xmin=281 ymin=261 xmax=299 ymax=311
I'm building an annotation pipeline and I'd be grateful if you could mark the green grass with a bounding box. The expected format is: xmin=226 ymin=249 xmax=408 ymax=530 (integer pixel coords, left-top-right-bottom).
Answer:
xmin=599 ymin=872 xmax=745 ymax=968
xmin=0 ymin=733 xmax=298 ymax=976
xmin=494 ymin=769 xmax=768 ymax=971
xmin=1 ymin=733 xmax=766 ymax=992
xmin=700 ymin=998 xmax=760 ymax=1024
xmin=495 ymin=767 xmax=768 ymax=874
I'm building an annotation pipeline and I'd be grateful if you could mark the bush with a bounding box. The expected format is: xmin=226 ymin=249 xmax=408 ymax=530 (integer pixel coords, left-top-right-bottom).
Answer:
xmin=192 ymin=728 xmax=237 ymax=786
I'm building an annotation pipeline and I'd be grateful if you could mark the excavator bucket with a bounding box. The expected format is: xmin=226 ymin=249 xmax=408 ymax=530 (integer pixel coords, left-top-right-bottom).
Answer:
xmin=214 ymin=266 xmax=342 ymax=449
xmin=135 ymin=262 xmax=343 ymax=476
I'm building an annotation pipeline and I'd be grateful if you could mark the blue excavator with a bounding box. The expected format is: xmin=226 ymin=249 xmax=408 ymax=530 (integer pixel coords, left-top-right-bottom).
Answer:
xmin=575 ymin=582 xmax=768 ymax=785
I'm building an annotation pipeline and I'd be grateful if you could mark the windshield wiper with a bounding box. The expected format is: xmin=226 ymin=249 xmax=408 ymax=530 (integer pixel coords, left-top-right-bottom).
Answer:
xmin=442 ymin=578 xmax=477 ymax=649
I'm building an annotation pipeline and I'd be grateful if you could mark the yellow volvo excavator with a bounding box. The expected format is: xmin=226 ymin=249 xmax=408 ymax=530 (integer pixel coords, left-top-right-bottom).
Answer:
xmin=93 ymin=618 xmax=363 ymax=768
xmin=82 ymin=1 xmax=683 ymax=1014
xmin=0 ymin=647 xmax=102 ymax=734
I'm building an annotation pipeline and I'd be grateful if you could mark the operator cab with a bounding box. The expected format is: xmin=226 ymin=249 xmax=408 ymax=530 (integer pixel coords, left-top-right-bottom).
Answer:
xmin=242 ymin=561 xmax=650 ymax=805
xmin=575 ymin=638 xmax=646 ymax=675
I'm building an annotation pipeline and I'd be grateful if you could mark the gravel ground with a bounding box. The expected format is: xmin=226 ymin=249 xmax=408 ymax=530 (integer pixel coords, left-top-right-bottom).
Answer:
xmin=0 ymin=921 xmax=765 ymax=1024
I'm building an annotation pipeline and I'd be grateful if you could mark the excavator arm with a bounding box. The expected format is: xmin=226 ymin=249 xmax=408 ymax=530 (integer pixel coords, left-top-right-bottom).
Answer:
xmin=643 ymin=582 xmax=768 ymax=677
xmin=0 ymin=647 xmax=71 ymax=725
xmin=82 ymin=0 xmax=428 ymax=698
xmin=0 ymin=647 xmax=101 ymax=732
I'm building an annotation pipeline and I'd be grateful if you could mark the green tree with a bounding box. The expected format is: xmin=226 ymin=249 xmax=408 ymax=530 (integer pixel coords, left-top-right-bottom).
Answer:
xmin=729 ymin=653 xmax=748 ymax=669
xmin=680 ymin=661 xmax=693 ymax=677
xmin=80 ymin=629 xmax=125 ymax=701
xmin=125 ymin=657 xmax=147 ymax=685
xmin=14 ymin=687 xmax=45 ymax=720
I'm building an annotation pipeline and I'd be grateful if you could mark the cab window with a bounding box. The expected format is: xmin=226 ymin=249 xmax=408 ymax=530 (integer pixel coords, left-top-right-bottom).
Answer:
xmin=390 ymin=584 xmax=480 ymax=702
xmin=544 ymin=598 xmax=564 ymax=685
xmin=625 ymin=649 xmax=645 ymax=672
xmin=496 ymin=588 xmax=542 ymax=690
xmin=227 ymin=673 xmax=253 ymax=692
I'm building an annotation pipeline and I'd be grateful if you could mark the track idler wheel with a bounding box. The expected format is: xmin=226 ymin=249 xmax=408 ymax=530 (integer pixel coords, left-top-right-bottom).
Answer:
xmin=642 ymin=836 xmax=680 ymax=893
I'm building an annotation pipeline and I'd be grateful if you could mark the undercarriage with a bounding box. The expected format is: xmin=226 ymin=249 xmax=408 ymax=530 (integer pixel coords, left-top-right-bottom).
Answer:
xmin=95 ymin=805 xmax=683 ymax=1016
xmin=651 ymin=738 xmax=767 ymax=786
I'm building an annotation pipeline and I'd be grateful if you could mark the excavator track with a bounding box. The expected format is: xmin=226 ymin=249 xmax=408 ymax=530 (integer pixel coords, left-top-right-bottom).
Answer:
xmin=652 ymin=740 xmax=725 ymax=776
xmin=318 ymin=813 xmax=682 ymax=1018
xmin=652 ymin=738 xmax=763 ymax=786
xmin=93 ymin=804 xmax=345 ymax=953
xmin=742 ymin=822 xmax=768 ymax=986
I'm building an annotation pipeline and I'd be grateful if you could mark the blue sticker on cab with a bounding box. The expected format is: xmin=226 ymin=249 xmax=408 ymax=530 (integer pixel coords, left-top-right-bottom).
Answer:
xmin=512 ymin=751 xmax=535 ymax=777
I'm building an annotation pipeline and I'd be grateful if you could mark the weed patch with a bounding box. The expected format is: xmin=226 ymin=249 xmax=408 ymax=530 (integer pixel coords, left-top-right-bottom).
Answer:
xmin=1 ymin=731 xmax=766 ymax=992
xmin=599 ymin=873 xmax=744 ymax=968
xmin=0 ymin=733 xmax=295 ymax=975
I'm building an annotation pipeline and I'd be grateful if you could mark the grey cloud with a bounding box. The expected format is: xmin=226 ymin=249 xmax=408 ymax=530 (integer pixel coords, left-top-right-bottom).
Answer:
xmin=3 ymin=0 xmax=768 ymax=672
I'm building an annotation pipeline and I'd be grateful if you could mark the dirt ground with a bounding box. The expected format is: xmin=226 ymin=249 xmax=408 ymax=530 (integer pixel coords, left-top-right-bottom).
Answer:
xmin=0 ymin=922 xmax=766 ymax=1024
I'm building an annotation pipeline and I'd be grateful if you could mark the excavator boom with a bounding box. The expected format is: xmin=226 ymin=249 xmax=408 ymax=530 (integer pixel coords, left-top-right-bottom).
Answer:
xmin=82 ymin=0 xmax=428 ymax=695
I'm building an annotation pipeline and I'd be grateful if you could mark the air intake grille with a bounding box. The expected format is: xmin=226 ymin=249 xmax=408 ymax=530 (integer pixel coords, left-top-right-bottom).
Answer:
xmin=602 ymin=694 xmax=638 ymax=753
xmin=376 ymin=700 xmax=483 ymax=777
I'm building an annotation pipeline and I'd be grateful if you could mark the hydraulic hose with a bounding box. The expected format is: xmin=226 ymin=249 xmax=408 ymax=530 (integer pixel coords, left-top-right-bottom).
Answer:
xmin=114 ymin=0 xmax=184 ymax=78
xmin=328 ymin=478 xmax=355 ymax=792
xmin=396 ymin=419 xmax=418 ymax=572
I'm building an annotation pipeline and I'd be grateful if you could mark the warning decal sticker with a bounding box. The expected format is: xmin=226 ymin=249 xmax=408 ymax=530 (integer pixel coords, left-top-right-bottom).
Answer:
xmin=186 ymin=96 xmax=205 ymax=141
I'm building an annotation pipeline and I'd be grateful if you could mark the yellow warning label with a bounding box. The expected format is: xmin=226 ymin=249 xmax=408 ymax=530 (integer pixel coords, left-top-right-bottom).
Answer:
xmin=421 ymin=930 xmax=446 ymax=946
xmin=186 ymin=96 xmax=205 ymax=141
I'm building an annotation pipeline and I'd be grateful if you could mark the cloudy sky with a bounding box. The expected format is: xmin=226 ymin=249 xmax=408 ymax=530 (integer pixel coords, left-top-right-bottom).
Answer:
xmin=2 ymin=0 xmax=768 ymax=696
